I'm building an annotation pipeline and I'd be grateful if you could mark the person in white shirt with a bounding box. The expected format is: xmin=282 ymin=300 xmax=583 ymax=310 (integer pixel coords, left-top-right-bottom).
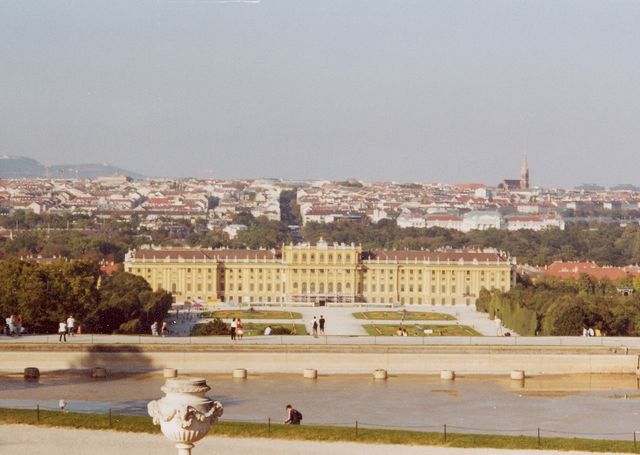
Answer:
xmin=66 ymin=316 xmax=75 ymax=337
xmin=58 ymin=321 xmax=67 ymax=342
xmin=264 ymin=326 xmax=272 ymax=336
xmin=230 ymin=318 xmax=237 ymax=340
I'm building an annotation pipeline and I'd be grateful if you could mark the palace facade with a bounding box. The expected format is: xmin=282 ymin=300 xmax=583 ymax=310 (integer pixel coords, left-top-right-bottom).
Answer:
xmin=124 ymin=241 xmax=516 ymax=306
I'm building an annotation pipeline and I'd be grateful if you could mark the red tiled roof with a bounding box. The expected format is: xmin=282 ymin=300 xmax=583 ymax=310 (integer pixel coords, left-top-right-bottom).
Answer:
xmin=541 ymin=261 xmax=637 ymax=280
xmin=100 ymin=262 xmax=121 ymax=276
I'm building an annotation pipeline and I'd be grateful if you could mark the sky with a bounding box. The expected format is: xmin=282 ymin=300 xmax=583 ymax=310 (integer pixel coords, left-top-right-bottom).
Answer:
xmin=1 ymin=0 xmax=639 ymax=187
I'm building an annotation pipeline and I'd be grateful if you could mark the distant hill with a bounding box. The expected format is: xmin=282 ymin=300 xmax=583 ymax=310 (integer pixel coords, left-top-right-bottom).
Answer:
xmin=50 ymin=163 xmax=145 ymax=180
xmin=0 ymin=155 xmax=144 ymax=179
xmin=0 ymin=156 xmax=43 ymax=178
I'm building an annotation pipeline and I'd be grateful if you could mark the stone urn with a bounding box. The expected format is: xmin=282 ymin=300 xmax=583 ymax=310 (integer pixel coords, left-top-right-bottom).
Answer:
xmin=148 ymin=376 xmax=223 ymax=455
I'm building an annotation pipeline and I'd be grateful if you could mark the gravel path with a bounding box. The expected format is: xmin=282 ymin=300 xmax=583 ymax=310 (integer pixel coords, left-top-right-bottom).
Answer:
xmin=0 ymin=425 xmax=624 ymax=455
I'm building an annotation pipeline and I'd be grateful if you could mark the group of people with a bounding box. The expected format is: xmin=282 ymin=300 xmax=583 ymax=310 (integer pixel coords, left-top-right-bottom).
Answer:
xmin=582 ymin=327 xmax=602 ymax=337
xmin=311 ymin=315 xmax=326 ymax=337
xmin=230 ymin=318 xmax=244 ymax=340
xmin=57 ymin=316 xmax=78 ymax=342
xmin=3 ymin=314 xmax=23 ymax=336
xmin=150 ymin=321 xmax=169 ymax=337
xmin=395 ymin=327 xmax=409 ymax=336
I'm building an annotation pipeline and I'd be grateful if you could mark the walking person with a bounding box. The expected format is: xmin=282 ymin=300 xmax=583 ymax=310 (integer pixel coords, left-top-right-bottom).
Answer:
xmin=284 ymin=404 xmax=302 ymax=425
xmin=312 ymin=317 xmax=318 ymax=338
xmin=495 ymin=316 xmax=503 ymax=336
xmin=7 ymin=315 xmax=15 ymax=336
xmin=66 ymin=315 xmax=75 ymax=337
xmin=58 ymin=320 xmax=67 ymax=342
xmin=236 ymin=319 xmax=244 ymax=340
xmin=319 ymin=315 xmax=325 ymax=335
xmin=161 ymin=321 xmax=168 ymax=337
xmin=230 ymin=318 xmax=237 ymax=340
xmin=15 ymin=314 xmax=22 ymax=336
xmin=151 ymin=321 xmax=159 ymax=336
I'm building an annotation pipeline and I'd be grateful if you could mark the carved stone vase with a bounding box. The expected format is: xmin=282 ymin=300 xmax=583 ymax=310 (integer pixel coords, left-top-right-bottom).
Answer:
xmin=148 ymin=376 xmax=223 ymax=455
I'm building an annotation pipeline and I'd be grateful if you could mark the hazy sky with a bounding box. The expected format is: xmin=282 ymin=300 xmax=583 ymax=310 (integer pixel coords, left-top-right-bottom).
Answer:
xmin=1 ymin=0 xmax=639 ymax=187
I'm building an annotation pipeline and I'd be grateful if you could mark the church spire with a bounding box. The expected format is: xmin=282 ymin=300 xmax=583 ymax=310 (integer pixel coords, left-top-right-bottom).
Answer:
xmin=520 ymin=153 xmax=529 ymax=189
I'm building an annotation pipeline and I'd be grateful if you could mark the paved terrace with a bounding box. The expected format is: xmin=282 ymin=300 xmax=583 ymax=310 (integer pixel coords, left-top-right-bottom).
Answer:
xmin=0 ymin=425 xmax=623 ymax=455
xmin=162 ymin=304 xmax=508 ymax=337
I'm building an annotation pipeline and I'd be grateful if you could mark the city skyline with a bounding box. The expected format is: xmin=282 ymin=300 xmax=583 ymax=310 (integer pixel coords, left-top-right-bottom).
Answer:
xmin=1 ymin=1 xmax=639 ymax=187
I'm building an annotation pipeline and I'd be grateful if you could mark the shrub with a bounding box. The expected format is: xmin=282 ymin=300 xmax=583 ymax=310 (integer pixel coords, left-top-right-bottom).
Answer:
xmin=270 ymin=326 xmax=292 ymax=335
xmin=191 ymin=318 xmax=229 ymax=336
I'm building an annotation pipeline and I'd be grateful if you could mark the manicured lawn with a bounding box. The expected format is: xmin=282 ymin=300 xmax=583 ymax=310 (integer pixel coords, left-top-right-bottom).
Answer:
xmin=241 ymin=322 xmax=308 ymax=336
xmin=203 ymin=310 xmax=302 ymax=320
xmin=0 ymin=407 xmax=636 ymax=453
xmin=191 ymin=322 xmax=308 ymax=336
xmin=353 ymin=311 xmax=455 ymax=321
xmin=363 ymin=324 xmax=480 ymax=336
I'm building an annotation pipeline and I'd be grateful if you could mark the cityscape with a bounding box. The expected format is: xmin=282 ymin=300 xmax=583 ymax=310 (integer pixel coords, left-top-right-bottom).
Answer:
xmin=2 ymin=1 xmax=640 ymax=455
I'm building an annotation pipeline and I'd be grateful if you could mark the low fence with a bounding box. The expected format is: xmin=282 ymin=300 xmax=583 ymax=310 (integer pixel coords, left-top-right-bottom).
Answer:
xmin=5 ymin=403 xmax=640 ymax=444
xmin=1 ymin=333 xmax=640 ymax=348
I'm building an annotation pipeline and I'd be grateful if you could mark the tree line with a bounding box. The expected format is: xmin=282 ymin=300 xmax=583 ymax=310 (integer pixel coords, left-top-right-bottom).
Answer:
xmin=3 ymin=210 xmax=640 ymax=267
xmin=476 ymin=274 xmax=640 ymax=336
xmin=0 ymin=258 xmax=172 ymax=335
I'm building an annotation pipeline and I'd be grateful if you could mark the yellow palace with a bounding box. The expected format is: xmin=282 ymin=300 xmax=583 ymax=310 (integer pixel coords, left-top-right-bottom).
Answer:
xmin=124 ymin=240 xmax=515 ymax=305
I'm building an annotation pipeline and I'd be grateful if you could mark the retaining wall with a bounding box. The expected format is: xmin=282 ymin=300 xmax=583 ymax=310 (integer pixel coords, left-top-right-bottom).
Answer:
xmin=0 ymin=345 xmax=637 ymax=375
